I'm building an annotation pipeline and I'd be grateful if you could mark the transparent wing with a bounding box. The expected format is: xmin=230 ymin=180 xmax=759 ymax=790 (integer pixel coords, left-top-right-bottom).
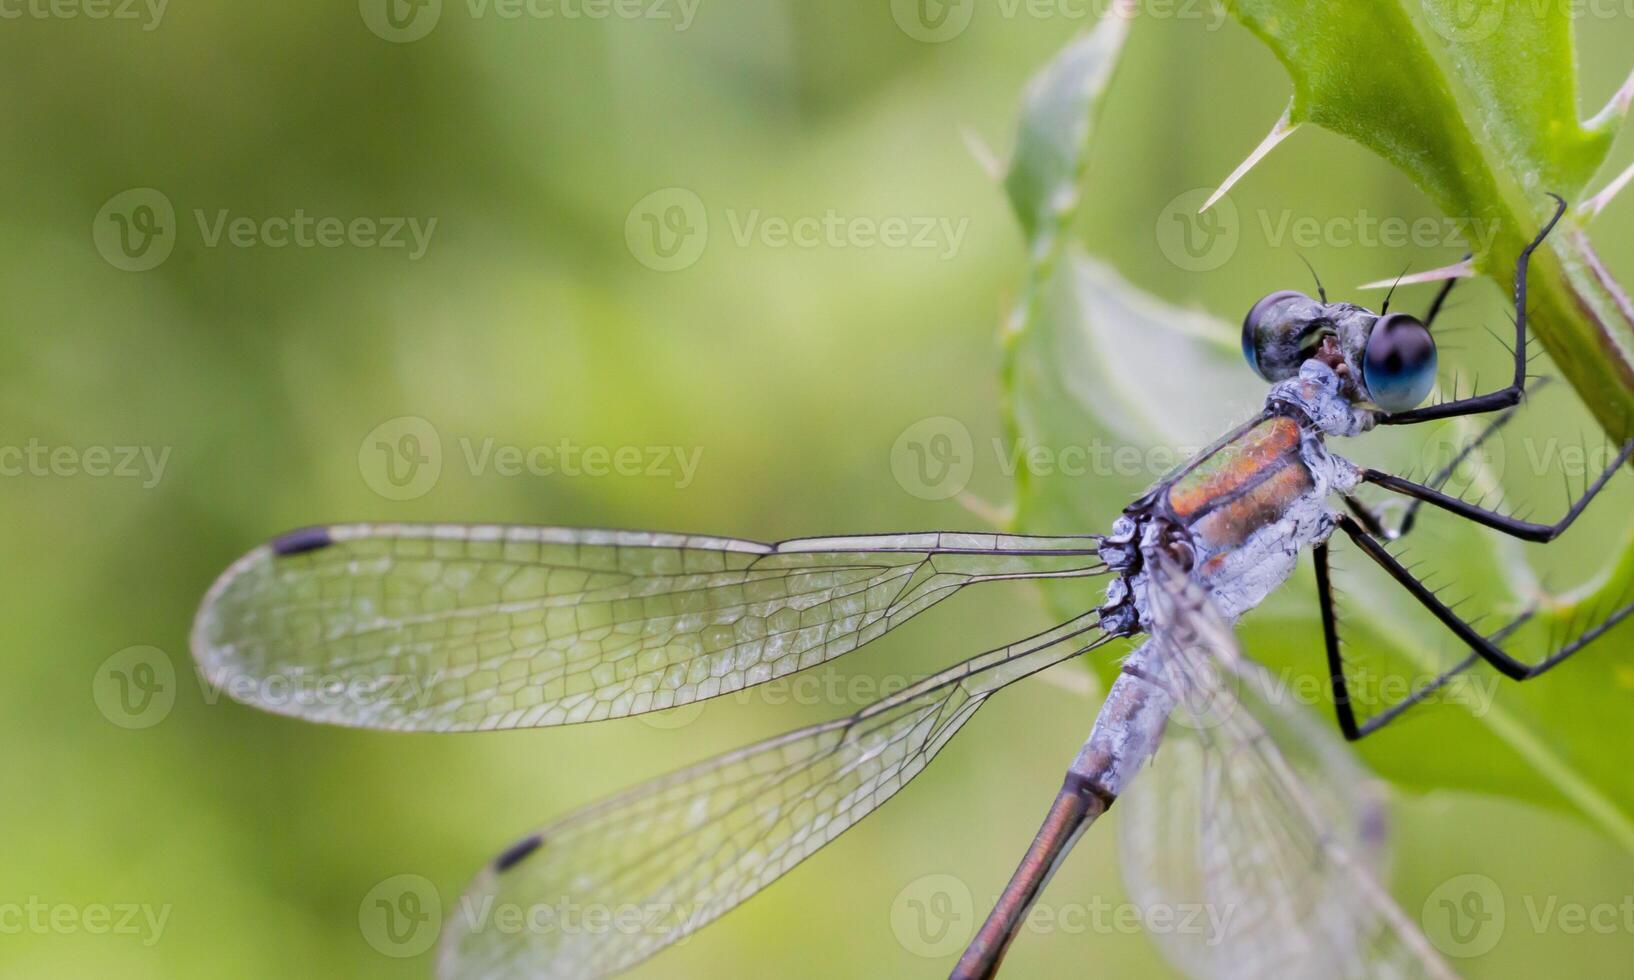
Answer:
xmin=437 ymin=614 xmax=1114 ymax=980
xmin=191 ymin=523 xmax=1104 ymax=731
xmin=1120 ymin=559 xmax=1455 ymax=980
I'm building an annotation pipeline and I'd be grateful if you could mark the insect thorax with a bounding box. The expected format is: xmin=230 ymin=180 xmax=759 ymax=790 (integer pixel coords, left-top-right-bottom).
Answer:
xmin=1098 ymin=365 xmax=1363 ymax=636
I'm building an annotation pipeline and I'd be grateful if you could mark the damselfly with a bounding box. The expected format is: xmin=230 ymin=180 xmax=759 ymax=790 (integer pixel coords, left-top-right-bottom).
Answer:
xmin=193 ymin=196 xmax=1634 ymax=978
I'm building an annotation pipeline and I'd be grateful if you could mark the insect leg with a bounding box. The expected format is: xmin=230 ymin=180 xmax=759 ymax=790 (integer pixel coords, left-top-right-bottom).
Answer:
xmin=1315 ymin=542 xmax=1364 ymax=740
xmin=1343 ymin=392 xmax=1540 ymax=540
xmin=1337 ymin=515 xmax=1634 ymax=681
xmin=1360 ymin=437 xmax=1634 ymax=542
xmin=1382 ymin=195 xmax=1567 ymax=426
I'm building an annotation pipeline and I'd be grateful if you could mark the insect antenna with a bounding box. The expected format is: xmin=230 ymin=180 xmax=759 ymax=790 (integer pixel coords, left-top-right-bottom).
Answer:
xmin=1380 ymin=263 xmax=1412 ymax=314
xmin=1297 ymin=254 xmax=1329 ymax=303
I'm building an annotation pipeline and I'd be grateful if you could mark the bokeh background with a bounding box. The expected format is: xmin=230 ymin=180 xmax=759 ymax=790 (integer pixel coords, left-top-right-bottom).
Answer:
xmin=4 ymin=1 xmax=1634 ymax=977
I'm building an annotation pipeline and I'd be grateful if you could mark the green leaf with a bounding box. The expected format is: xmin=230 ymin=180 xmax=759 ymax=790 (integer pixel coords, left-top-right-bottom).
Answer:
xmin=1000 ymin=8 xmax=1634 ymax=851
xmin=999 ymin=5 xmax=1136 ymax=530
xmin=1003 ymin=8 xmax=1131 ymax=255
xmin=1222 ymin=0 xmax=1634 ymax=445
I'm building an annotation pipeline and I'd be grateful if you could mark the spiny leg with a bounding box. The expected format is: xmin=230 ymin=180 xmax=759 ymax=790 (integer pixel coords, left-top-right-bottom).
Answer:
xmin=1360 ymin=437 xmax=1634 ymax=543
xmin=1315 ymin=541 xmax=1366 ymax=740
xmin=1349 ymin=597 xmax=1634 ymax=740
xmin=1342 ymin=387 xmax=1544 ymax=540
xmin=1383 ymin=195 xmax=1567 ymax=426
xmin=1336 ymin=515 xmax=1634 ymax=681
xmin=1318 ymin=539 xmax=1543 ymax=740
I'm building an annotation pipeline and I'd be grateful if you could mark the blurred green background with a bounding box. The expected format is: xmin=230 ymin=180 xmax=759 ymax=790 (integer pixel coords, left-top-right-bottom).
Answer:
xmin=4 ymin=1 xmax=1634 ymax=977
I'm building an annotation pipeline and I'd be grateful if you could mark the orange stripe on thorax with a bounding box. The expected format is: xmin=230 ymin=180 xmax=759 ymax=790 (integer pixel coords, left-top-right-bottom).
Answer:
xmin=1166 ymin=416 xmax=1303 ymax=521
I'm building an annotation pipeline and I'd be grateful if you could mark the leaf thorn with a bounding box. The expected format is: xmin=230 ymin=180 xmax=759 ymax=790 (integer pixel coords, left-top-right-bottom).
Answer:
xmin=1201 ymin=103 xmax=1299 ymax=214
xmin=1358 ymin=257 xmax=1475 ymax=291
xmin=1587 ymin=65 xmax=1634 ymax=133
xmin=1580 ymin=159 xmax=1634 ymax=222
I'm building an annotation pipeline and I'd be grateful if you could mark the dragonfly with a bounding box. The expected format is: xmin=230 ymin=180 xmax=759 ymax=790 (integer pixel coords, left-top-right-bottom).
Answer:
xmin=192 ymin=195 xmax=1634 ymax=979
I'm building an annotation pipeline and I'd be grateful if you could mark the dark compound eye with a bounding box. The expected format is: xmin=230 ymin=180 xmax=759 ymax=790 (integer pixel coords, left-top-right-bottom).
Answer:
xmin=1362 ymin=313 xmax=1438 ymax=412
xmin=1242 ymin=290 xmax=1324 ymax=382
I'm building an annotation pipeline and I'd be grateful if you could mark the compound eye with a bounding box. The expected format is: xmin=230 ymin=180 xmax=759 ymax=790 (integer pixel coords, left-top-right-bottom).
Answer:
xmin=1362 ymin=313 xmax=1438 ymax=412
xmin=1242 ymin=290 xmax=1321 ymax=382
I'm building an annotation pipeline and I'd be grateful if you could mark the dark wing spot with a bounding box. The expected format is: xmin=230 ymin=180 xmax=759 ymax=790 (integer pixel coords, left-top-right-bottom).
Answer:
xmin=493 ymin=834 xmax=544 ymax=873
xmin=271 ymin=526 xmax=334 ymax=556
